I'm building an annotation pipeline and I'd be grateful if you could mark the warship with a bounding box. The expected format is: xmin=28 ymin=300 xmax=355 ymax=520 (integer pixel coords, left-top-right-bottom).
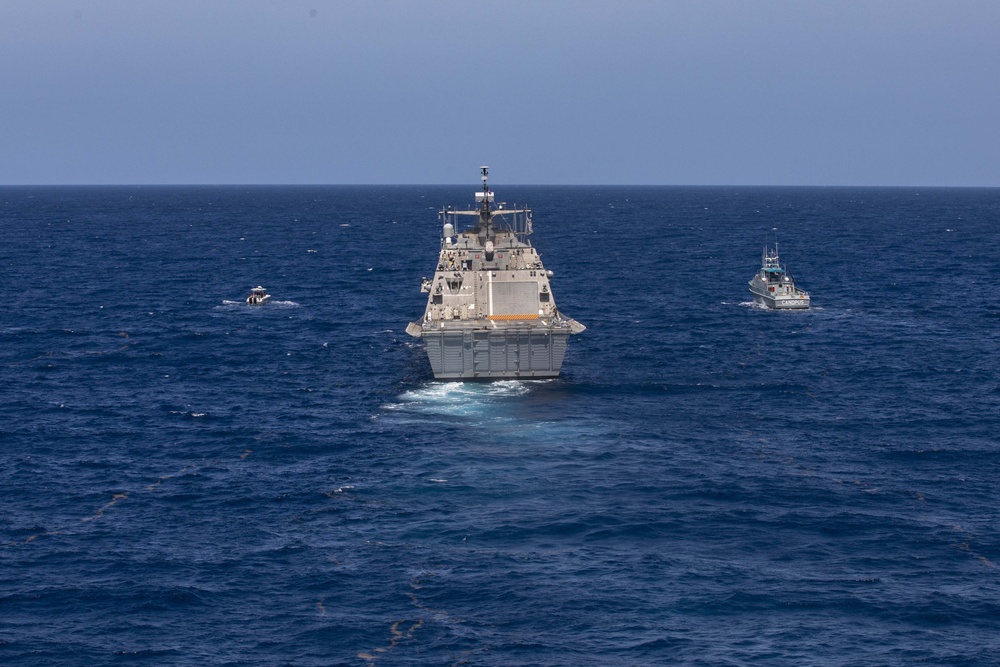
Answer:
xmin=748 ymin=243 xmax=810 ymax=309
xmin=406 ymin=167 xmax=585 ymax=379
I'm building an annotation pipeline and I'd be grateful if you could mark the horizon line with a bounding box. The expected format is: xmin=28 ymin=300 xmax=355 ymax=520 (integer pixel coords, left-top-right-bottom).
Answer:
xmin=1 ymin=182 xmax=996 ymax=189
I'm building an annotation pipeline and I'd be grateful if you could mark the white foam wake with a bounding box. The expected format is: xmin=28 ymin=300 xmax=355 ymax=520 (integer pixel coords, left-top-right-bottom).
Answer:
xmin=384 ymin=380 xmax=530 ymax=419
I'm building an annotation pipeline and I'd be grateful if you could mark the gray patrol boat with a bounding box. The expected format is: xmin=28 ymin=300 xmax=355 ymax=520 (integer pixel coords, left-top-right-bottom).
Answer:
xmin=748 ymin=243 xmax=810 ymax=309
xmin=406 ymin=167 xmax=585 ymax=379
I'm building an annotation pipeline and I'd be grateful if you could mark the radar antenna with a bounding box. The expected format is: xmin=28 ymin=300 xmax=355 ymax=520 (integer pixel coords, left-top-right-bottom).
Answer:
xmin=480 ymin=165 xmax=491 ymax=216
xmin=478 ymin=165 xmax=494 ymax=242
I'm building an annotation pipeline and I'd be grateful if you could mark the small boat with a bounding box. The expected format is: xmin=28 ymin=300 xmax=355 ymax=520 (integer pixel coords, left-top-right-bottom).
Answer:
xmin=246 ymin=286 xmax=271 ymax=306
xmin=748 ymin=244 xmax=810 ymax=309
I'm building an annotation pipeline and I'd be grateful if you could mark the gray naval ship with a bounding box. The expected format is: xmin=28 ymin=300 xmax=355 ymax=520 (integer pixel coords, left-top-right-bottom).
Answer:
xmin=406 ymin=167 xmax=585 ymax=379
xmin=748 ymin=243 xmax=811 ymax=309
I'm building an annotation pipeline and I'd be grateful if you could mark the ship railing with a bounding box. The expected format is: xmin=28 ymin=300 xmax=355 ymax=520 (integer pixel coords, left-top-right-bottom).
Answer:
xmin=439 ymin=206 xmax=534 ymax=242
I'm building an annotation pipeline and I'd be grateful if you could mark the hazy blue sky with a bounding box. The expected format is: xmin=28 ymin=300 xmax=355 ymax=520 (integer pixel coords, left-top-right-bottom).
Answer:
xmin=2 ymin=1 xmax=997 ymax=185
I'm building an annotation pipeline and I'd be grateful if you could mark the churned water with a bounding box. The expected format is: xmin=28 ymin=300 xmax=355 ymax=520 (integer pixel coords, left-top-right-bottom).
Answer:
xmin=2 ymin=185 xmax=999 ymax=665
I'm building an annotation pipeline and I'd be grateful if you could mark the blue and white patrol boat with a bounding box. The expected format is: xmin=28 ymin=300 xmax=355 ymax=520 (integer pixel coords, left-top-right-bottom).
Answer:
xmin=748 ymin=244 xmax=810 ymax=309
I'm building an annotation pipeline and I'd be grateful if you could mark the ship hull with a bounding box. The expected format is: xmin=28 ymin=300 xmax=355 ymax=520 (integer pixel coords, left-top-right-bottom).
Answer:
xmin=420 ymin=327 xmax=570 ymax=379
xmin=749 ymin=286 xmax=810 ymax=309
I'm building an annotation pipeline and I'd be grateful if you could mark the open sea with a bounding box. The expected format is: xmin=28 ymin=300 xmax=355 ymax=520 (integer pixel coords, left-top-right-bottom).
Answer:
xmin=2 ymin=185 xmax=999 ymax=666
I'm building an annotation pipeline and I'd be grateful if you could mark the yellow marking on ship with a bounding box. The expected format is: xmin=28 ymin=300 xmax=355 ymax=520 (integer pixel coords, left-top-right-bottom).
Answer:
xmin=487 ymin=314 xmax=539 ymax=321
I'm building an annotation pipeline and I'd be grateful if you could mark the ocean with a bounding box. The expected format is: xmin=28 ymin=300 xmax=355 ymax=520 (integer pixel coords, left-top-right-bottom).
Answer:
xmin=1 ymin=185 xmax=999 ymax=665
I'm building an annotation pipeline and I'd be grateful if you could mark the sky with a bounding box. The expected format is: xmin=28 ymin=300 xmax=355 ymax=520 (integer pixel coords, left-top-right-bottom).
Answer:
xmin=1 ymin=1 xmax=998 ymax=186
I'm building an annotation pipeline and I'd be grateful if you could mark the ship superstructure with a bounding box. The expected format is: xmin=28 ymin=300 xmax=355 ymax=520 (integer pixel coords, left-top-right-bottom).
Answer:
xmin=406 ymin=167 xmax=585 ymax=379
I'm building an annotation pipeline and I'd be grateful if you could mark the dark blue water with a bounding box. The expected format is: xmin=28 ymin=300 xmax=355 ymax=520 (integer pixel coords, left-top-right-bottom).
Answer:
xmin=2 ymin=185 xmax=999 ymax=666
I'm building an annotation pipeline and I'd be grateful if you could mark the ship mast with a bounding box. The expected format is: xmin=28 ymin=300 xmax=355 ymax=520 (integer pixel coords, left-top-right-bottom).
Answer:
xmin=477 ymin=165 xmax=495 ymax=245
xmin=480 ymin=165 xmax=491 ymax=218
